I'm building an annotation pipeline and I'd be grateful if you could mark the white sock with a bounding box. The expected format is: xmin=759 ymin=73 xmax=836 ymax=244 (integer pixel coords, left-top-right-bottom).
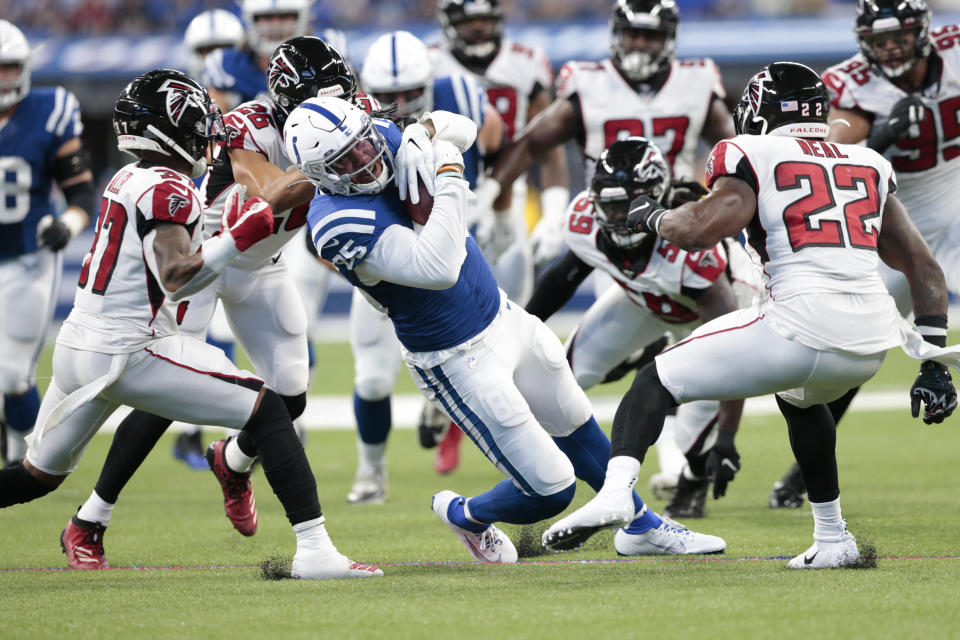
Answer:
xmin=604 ymin=455 xmax=641 ymax=492
xmin=294 ymin=516 xmax=340 ymax=557
xmin=76 ymin=490 xmax=115 ymax=527
xmin=224 ymin=437 xmax=255 ymax=474
xmin=810 ymin=498 xmax=845 ymax=542
xmin=356 ymin=439 xmax=387 ymax=473
xmin=6 ymin=429 xmax=28 ymax=462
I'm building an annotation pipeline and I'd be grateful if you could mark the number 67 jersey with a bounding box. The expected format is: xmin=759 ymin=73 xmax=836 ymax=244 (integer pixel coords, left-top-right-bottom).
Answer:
xmin=705 ymin=134 xmax=896 ymax=303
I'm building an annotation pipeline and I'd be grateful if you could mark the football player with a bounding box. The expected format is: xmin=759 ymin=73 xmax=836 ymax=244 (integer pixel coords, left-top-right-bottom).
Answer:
xmin=66 ymin=37 xmax=382 ymax=549
xmin=430 ymin=0 xmax=570 ymax=300
xmin=526 ymin=137 xmax=761 ymax=519
xmin=337 ymin=30 xmax=506 ymax=499
xmin=0 ymin=21 xmax=94 ymax=468
xmin=767 ymin=0 xmax=960 ymax=509
xmin=0 ymin=69 xmax=380 ymax=579
xmin=285 ymin=96 xmax=725 ymax=562
xmin=542 ymin=62 xmax=959 ymax=568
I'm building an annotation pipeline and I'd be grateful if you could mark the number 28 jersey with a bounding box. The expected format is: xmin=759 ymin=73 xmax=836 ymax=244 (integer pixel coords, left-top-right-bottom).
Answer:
xmin=706 ymin=134 xmax=896 ymax=301
xmin=57 ymin=164 xmax=204 ymax=354
xmin=822 ymin=25 xmax=960 ymax=243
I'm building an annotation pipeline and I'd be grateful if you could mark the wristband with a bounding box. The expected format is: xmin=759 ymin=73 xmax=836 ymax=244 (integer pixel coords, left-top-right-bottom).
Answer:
xmin=915 ymin=314 xmax=948 ymax=348
xmin=200 ymin=233 xmax=240 ymax=272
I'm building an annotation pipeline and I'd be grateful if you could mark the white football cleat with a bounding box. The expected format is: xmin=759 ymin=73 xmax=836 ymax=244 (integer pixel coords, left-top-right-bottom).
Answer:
xmin=541 ymin=487 xmax=636 ymax=552
xmin=614 ymin=518 xmax=726 ymax=556
xmin=787 ymin=530 xmax=860 ymax=569
xmin=291 ymin=549 xmax=383 ymax=579
xmin=347 ymin=467 xmax=387 ymax=504
xmin=432 ymin=490 xmax=518 ymax=563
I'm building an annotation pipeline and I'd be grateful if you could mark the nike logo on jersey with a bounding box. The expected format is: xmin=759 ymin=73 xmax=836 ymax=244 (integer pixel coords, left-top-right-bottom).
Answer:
xmin=322 ymin=238 xmax=340 ymax=251
xmin=803 ymin=551 xmax=819 ymax=565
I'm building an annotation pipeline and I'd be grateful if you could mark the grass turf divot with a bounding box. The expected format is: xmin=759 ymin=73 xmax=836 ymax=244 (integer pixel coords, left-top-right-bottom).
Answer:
xmin=259 ymin=555 xmax=292 ymax=580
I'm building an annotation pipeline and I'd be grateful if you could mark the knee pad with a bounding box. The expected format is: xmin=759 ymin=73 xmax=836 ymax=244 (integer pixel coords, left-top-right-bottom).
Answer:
xmin=281 ymin=392 xmax=307 ymax=421
xmin=0 ymin=360 xmax=27 ymax=395
xmin=354 ymin=374 xmax=395 ymax=402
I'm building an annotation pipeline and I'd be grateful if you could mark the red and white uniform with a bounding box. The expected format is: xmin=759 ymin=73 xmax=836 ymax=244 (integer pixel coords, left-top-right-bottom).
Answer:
xmin=28 ymin=163 xmax=263 ymax=475
xmin=823 ymin=26 xmax=960 ymax=304
xmin=557 ymin=58 xmax=725 ymax=182
xmin=429 ymin=39 xmax=554 ymax=141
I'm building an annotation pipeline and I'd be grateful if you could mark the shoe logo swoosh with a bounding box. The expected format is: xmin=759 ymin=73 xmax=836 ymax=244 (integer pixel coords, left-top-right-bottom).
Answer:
xmin=803 ymin=551 xmax=819 ymax=565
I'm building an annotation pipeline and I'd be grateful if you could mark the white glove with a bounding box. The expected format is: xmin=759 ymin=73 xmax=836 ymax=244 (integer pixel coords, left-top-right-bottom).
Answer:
xmin=530 ymin=185 xmax=569 ymax=266
xmin=396 ymin=123 xmax=436 ymax=203
xmin=473 ymin=209 xmax=515 ymax=264
xmin=420 ymin=110 xmax=477 ymax=152
xmin=433 ymin=139 xmax=465 ymax=175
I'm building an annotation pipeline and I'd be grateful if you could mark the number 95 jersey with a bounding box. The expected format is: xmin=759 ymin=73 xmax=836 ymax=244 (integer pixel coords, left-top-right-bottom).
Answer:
xmin=822 ymin=25 xmax=960 ymax=242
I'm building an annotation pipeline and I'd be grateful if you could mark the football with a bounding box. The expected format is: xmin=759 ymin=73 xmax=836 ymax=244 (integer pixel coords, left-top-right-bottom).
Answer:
xmin=401 ymin=174 xmax=435 ymax=225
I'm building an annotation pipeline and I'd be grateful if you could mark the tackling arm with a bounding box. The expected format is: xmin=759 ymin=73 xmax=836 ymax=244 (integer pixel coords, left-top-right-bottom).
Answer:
xmin=826 ymin=106 xmax=872 ymax=144
xmin=524 ymin=250 xmax=594 ymax=321
xmin=228 ymin=149 xmax=315 ymax=213
xmin=700 ymin=97 xmax=736 ymax=147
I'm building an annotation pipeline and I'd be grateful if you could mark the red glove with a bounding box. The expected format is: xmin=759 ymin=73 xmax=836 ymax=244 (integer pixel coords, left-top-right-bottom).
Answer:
xmin=221 ymin=185 xmax=274 ymax=252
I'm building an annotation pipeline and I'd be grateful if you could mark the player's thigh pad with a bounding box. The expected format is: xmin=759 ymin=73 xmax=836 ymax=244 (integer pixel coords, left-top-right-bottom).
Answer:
xmin=107 ymin=335 xmax=263 ymax=428
xmin=349 ymin=289 xmax=402 ymax=400
xmin=409 ymin=348 xmax=575 ymax=497
xmin=177 ymin=275 xmax=221 ymax=338
xmin=223 ymin=263 xmax=309 ymax=396
xmin=777 ymin=350 xmax=884 ymax=408
xmin=673 ymin=400 xmax=720 ymax=455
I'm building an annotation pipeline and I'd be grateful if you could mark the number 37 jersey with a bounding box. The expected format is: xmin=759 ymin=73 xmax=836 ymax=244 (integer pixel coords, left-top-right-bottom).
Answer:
xmin=705 ymin=134 xmax=896 ymax=301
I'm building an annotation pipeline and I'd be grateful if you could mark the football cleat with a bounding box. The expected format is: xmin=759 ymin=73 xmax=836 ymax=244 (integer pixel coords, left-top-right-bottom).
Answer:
xmin=61 ymin=516 xmax=110 ymax=570
xmin=432 ymin=490 xmax=518 ymax=563
xmin=173 ymin=430 xmax=209 ymax=470
xmin=347 ymin=467 xmax=387 ymax=504
xmin=769 ymin=462 xmax=807 ymax=509
xmin=417 ymin=402 xmax=449 ymax=449
xmin=787 ymin=529 xmax=859 ymax=569
xmin=291 ymin=549 xmax=383 ymax=579
xmin=205 ymin=439 xmax=258 ymax=536
xmin=541 ymin=487 xmax=636 ymax=552
xmin=434 ymin=423 xmax=464 ymax=475
xmin=614 ymin=518 xmax=726 ymax=556
xmin=648 ymin=470 xmax=680 ymax=501
xmin=663 ymin=474 xmax=709 ymax=519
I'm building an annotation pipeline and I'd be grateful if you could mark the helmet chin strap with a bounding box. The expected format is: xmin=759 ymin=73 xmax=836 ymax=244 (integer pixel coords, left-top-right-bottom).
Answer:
xmin=146 ymin=124 xmax=207 ymax=178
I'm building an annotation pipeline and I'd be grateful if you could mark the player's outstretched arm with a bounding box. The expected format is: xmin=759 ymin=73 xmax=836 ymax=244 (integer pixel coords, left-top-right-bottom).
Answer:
xmin=524 ymin=250 xmax=593 ymax=321
xmin=826 ymin=106 xmax=872 ymax=145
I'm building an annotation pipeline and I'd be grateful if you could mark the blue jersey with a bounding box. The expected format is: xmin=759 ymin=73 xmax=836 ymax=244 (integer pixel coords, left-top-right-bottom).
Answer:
xmin=0 ymin=87 xmax=83 ymax=258
xmin=432 ymin=74 xmax=487 ymax=188
xmin=307 ymin=120 xmax=500 ymax=352
xmin=202 ymin=47 xmax=268 ymax=105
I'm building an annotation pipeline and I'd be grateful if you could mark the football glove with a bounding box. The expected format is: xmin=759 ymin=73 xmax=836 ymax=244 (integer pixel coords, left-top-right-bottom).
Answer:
xmin=887 ymin=95 xmax=926 ymax=137
xmin=433 ymin=139 xmax=464 ymax=177
xmin=220 ymin=184 xmax=274 ymax=252
xmin=37 ymin=216 xmax=72 ymax=251
xmin=625 ymin=195 xmax=669 ymax=236
xmin=910 ymin=360 xmax=958 ymax=425
xmin=705 ymin=431 xmax=740 ymax=499
xmin=396 ymin=123 xmax=436 ymax=203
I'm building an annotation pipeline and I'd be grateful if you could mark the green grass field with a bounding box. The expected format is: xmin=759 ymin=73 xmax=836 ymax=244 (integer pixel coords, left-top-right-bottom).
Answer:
xmin=2 ymin=341 xmax=958 ymax=639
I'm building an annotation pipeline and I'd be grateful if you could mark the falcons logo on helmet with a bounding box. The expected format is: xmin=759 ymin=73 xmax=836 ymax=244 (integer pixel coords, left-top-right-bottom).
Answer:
xmin=747 ymin=69 xmax=773 ymax=117
xmin=269 ymin=52 xmax=300 ymax=90
xmin=158 ymin=79 xmax=204 ymax=127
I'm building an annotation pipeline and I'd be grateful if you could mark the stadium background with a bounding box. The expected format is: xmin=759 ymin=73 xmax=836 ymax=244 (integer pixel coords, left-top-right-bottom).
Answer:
xmin=11 ymin=0 xmax=960 ymax=320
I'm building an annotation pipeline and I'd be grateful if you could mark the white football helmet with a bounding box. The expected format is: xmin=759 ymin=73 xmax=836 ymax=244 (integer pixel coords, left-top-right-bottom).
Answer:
xmin=183 ymin=9 xmax=245 ymax=78
xmin=360 ymin=31 xmax=434 ymax=118
xmin=284 ymin=97 xmax=394 ymax=196
xmin=0 ymin=20 xmax=30 ymax=110
xmin=242 ymin=0 xmax=312 ymax=59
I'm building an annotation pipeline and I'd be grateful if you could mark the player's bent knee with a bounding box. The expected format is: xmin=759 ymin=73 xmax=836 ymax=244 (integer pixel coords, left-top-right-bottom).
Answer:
xmin=0 ymin=463 xmax=60 ymax=508
xmin=531 ymin=483 xmax=577 ymax=521
xmin=354 ymin=375 xmax=395 ymax=402
xmin=281 ymin=392 xmax=307 ymax=421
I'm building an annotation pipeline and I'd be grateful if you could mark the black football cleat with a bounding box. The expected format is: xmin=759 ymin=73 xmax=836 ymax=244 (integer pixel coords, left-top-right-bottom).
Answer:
xmin=769 ymin=463 xmax=807 ymax=509
xmin=663 ymin=474 xmax=709 ymax=519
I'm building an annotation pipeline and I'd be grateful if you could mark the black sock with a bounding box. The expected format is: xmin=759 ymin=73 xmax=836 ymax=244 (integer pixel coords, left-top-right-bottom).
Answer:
xmin=94 ymin=410 xmax=172 ymax=504
xmin=281 ymin=392 xmax=307 ymax=421
xmin=776 ymin=396 xmax=840 ymax=503
xmin=242 ymin=389 xmax=322 ymax=525
xmin=610 ymin=362 xmax=678 ymax=462
xmin=686 ymin=451 xmax=708 ymax=479
xmin=827 ymin=386 xmax=859 ymax=425
xmin=0 ymin=464 xmax=57 ymax=507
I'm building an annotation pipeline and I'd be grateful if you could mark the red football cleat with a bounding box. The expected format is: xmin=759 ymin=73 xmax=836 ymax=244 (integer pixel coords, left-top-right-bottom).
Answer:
xmin=434 ymin=422 xmax=464 ymax=475
xmin=61 ymin=517 xmax=110 ymax=570
xmin=205 ymin=439 xmax=258 ymax=536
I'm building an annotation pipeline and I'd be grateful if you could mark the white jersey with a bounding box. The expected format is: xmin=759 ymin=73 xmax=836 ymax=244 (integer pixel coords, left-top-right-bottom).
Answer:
xmin=705 ymin=134 xmax=896 ymax=302
xmin=57 ymin=163 xmax=204 ymax=354
xmin=563 ymin=191 xmax=729 ymax=324
xmin=822 ymin=25 xmax=960 ymax=243
xmin=428 ymin=38 xmax=554 ymax=140
xmin=202 ymin=99 xmax=307 ymax=269
xmin=556 ymin=58 xmax=724 ymax=182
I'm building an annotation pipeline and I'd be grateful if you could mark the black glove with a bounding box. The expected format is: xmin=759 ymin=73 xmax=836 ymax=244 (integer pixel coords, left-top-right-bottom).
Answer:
xmin=705 ymin=431 xmax=740 ymax=499
xmin=668 ymin=180 xmax=709 ymax=208
xmin=910 ymin=360 xmax=957 ymax=424
xmin=866 ymin=95 xmax=926 ymax=153
xmin=38 ymin=218 xmax=72 ymax=251
xmin=626 ymin=195 xmax=668 ymax=235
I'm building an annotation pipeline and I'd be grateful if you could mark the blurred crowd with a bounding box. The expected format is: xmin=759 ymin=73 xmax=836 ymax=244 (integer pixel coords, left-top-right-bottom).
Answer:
xmin=7 ymin=0 xmax=960 ymax=36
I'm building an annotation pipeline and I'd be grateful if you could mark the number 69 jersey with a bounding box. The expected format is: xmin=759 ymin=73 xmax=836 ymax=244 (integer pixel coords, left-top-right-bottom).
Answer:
xmin=57 ymin=164 xmax=204 ymax=354
xmin=705 ymin=134 xmax=896 ymax=302
xmin=822 ymin=25 xmax=960 ymax=243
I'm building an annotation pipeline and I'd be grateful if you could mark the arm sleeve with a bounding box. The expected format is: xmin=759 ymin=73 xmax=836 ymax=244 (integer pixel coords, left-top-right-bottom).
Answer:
xmin=524 ymin=249 xmax=594 ymax=321
xmin=356 ymin=175 xmax=471 ymax=289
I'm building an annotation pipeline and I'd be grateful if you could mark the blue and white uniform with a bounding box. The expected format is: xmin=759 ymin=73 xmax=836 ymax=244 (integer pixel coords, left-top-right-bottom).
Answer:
xmin=202 ymin=47 xmax=269 ymax=109
xmin=307 ymin=119 xmax=591 ymax=500
xmin=0 ymin=86 xmax=82 ymax=395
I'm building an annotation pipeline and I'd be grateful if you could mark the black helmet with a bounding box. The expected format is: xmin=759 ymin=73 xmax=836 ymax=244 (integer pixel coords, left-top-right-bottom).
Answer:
xmin=268 ymin=36 xmax=357 ymax=117
xmin=114 ymin=69 xmax=223 ymax=178
xmin=611 ymin=0 xmax=679 ymax=82
xmin=733 ymin=62 xmax=830 ymax=138
xmin=437 ymin=0 xmax=504 ymax=68
xmin=855 ymin=0 xmax=931 ymax=79
xmin=590 ymin=137 xmax=671 ymax=248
